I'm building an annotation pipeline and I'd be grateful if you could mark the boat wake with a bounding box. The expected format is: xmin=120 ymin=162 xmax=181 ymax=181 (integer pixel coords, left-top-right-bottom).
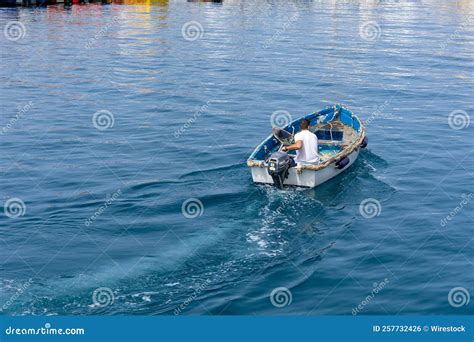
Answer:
xmin=246 ymin=186 xmax=326 ymax=257
xmin=0 ymin=148 xmax=395 ymax=316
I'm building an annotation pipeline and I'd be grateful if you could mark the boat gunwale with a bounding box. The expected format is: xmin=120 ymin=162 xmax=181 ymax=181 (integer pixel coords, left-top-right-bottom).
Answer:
xmin=247 ymin=104 xmax=365 ymax=171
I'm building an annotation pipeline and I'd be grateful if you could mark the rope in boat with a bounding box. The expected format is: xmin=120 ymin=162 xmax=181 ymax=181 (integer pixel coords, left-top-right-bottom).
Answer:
xmin=247 ymin=127 xmax=366 ymax=171
xmin=328 ymin=121 xmax=334 ymax=143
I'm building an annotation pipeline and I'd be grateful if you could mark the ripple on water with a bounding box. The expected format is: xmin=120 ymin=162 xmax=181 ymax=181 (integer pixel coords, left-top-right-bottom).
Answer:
xmin=0 ymin=0 xmax=472 ymax=315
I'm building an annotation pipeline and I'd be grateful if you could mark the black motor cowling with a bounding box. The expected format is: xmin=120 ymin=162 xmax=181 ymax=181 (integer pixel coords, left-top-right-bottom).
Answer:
xmin=267 ymin=151 xmax=291 ymax=189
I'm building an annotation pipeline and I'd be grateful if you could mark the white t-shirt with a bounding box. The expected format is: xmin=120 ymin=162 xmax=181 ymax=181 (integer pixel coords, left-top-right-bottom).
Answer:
xmin=294 ymin=129 xmax=319 ymax=164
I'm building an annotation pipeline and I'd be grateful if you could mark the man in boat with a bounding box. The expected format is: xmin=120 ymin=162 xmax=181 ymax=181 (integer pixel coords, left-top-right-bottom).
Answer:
xmin=282 ymin=119 xmax=319 ymax=165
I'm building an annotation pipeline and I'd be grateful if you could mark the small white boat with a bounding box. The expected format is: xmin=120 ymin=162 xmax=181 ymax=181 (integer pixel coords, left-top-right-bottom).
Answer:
xmin=247 ymin=104 xmax=368 ymax=188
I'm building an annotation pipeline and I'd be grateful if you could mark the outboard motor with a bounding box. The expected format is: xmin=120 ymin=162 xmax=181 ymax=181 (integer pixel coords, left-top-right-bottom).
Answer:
xmin=267 ymin=151 xmax=291 ymax=189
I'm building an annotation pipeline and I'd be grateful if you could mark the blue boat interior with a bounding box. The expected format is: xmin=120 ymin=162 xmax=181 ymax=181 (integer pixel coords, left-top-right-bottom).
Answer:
xmin=249 ymin=105 xmax=362 ymax=162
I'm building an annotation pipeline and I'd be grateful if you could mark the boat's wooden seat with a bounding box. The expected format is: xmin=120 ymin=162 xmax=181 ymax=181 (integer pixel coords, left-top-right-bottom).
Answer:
xmin=311 ymin=122 xmax=345 ymax=130
xmin=319 ymin=151 xmax=338 ymax=161
xmin=318 ymin=140 xmax=341 ymax=146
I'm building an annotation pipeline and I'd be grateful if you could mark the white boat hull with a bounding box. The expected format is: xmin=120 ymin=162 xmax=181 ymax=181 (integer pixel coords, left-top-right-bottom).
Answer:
xmin=250 ymin=149 xmax=360 ymax=188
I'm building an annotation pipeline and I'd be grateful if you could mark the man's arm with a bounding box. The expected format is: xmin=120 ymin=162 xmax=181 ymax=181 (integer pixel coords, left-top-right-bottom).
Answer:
xmin=282 ymin=140 xmax=302 ymax=152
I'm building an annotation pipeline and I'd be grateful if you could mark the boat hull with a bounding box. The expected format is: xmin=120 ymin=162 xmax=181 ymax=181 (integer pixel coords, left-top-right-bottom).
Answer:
xmin=250 ymin=149 xmax=360 ymax=188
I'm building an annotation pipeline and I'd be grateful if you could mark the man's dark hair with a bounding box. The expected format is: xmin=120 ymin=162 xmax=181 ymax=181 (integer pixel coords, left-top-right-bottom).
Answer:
xmin=300 ymin=119 xmax=310 ymax=130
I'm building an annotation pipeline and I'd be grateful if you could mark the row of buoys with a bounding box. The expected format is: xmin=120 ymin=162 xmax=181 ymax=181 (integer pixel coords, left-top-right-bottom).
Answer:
xmin=64 ymin=0 xmax=111 ymax=5
xmin=0 ymin=0 xmax=112 ymax=7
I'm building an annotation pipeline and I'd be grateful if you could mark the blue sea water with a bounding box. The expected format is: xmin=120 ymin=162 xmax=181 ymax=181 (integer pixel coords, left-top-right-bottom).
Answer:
xmin=0 ymin=0 xmax=473 ymax=316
